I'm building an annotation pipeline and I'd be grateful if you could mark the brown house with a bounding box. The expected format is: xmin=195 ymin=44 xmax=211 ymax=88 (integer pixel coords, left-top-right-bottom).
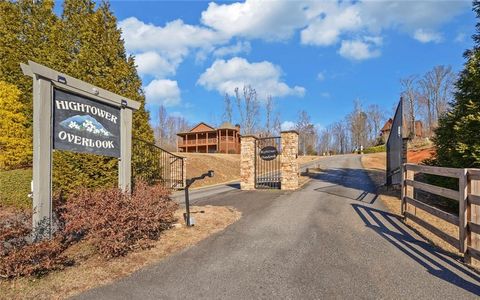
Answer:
xmin=177 ymin=122 xmax=241 ymax=154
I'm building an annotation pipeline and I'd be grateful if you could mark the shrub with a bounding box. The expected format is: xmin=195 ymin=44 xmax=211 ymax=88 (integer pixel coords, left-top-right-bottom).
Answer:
xmin=363 ymin=144 xmax=386 ymax=154
xmin=0 ymin=81 xmax=32 ymax=170
xmin=0 ymin=182 xmax=178 ymax=278
xmin=0 ymin=168 xmax=32 ymax=208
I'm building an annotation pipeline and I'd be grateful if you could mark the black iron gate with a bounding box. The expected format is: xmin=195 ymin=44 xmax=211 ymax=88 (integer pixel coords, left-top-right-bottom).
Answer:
xmin=132 ymin=138 xmax=184 ymax=189
xmin=255 ymin=136 xmax=281 ymax=189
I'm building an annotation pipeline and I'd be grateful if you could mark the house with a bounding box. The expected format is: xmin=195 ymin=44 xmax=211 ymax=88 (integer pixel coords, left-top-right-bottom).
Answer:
xmin=176 ymin=122 xmax=241 ymax=154
xmin=380 ymin=118 xmax=393 ymax=142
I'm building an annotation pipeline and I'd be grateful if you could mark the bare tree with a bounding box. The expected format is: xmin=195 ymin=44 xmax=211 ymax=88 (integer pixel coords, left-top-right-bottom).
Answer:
xmin=418 ymin=65 xmax=455 ymax=135
xmin=273 ymin=112 xmax=281 ymax=136
xmin=265 ymin=95 xmax=273 ymax=136
xmin=295 ymin=110 xmax=318 ymax=155
xmin=331 ymin=121 xmax=348 ymax=154
xmin=155 ymin=105 xmax=168 ymax=147
xmin=400 ymin=75 xmax=420 ymax=138
xmin=348 ymin=99 xmax=368 ymax=149
xmin=317 ymin=127 xmax=332 ymax=155
xmin=222 ymin=93 xmax=233 ymax=123
xmin=366 ymin=104 xmax=385 ymax=144
xmin=235 ymin=85 xmax=260 ymax=135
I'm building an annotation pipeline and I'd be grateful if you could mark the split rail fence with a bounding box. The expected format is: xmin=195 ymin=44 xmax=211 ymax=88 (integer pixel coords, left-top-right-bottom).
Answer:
xmin=402 ymin=163 xmax=480 ymax=265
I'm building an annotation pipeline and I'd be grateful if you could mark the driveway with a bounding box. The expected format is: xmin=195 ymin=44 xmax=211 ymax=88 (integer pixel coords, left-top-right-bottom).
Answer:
xmin=77 ymin=154 xmax=480 ymax=299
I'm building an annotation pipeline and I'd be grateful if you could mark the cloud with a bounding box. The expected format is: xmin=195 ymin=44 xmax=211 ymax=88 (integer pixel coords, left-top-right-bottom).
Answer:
xmin=119 ymin=17 xmax=228 ymax=78
xmin=213 ymin=41 xmax=251 ymax=57
xmin=338 ymin=39 xmax=381 ymax=60
xmin=413 ymin=29 xmax=443 ymax=43
xmin=455 ymin=32 xmax=467 ymax=43
xmin=201 ymin=0 xmax=312 ymax=41
xmin=281 ymin=121 xmax=295 ymax=131
xmin=197 ymin=57 xmax=305 ymax=99
xmin=135 ymin=51 xmax=177 ymax=77
xmin=144 ymin=79 xmax=181 ymax=107
xmin=301 ymin=4 xmax=362 ymax=46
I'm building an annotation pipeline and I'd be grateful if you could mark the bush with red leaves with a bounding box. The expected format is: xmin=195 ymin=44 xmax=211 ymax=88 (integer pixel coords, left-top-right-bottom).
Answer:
xmin=0 ymin=182 xmax=178 ymax=278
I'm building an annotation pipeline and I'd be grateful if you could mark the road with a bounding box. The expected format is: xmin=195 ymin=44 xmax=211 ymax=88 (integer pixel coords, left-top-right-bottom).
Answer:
xmin=77 ymin=154 xmax=480 ymax=299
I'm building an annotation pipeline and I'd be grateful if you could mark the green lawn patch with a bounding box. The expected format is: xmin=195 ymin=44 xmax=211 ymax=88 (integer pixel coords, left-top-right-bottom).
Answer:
xmin=0 ymin=167 xmax=32 ymax=209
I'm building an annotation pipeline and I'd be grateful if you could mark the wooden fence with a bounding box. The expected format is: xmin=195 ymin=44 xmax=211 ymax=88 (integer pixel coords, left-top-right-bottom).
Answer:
xmin=401 ymin=163 xmax=480 ymax=266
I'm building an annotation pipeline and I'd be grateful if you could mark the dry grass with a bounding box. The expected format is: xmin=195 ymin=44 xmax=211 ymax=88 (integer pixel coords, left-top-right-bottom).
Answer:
xmin=361 ymin=153 xmax=460 ymax=255
xmin=0 ymin=205 xmax=241 ymax=300
xmin=176 ymin=153 xmax=240 ymax=188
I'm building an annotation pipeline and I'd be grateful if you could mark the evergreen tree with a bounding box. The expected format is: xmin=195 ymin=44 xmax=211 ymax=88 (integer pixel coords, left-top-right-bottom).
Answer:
xmin=0 ymin=81 xmax=32 ymax=170
xmin=433 ymin=1 xmax=480 ymax=168
xmin=0 ymin=0 xmax=154 ymax=192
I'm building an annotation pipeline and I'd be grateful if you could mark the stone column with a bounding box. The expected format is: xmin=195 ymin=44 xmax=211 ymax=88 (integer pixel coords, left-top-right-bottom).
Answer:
xmin=241 ymin=135 xmax=256 ymax=190
xmin=281 ymin=131 xmax=299 ymax=190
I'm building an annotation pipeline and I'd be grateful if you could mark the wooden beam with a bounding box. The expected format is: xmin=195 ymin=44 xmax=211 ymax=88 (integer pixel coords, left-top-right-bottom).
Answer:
xmin=469 ymin=194 xmax=480 ymax=206
xmin=468 ymin=169 xmax=480 ymax=181
xmin=468 ymin=222 xmax=480 ymax=235
xmin=405 ymin=163 xmax=462 ymax=178
xmin=405 ymin=212 xmax=460 ymax=250
xmin=405 ymin=179 xmax=459 ymax=201
xmin=404 ymin=196 xmax=459 ymax=225
xmin=459 ymin=169 xmax=468 ymax=253
xmin=467 ymin=246 xmax=480 ymax=262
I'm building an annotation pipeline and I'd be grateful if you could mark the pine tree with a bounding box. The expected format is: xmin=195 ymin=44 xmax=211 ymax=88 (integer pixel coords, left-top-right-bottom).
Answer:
xmin=52 ymin=0 xmax=154 ymax=193
xmin=0 ymin=81 xmax=32 ymax=170
xmin=433 ymin=1 xmax=480 ymax=168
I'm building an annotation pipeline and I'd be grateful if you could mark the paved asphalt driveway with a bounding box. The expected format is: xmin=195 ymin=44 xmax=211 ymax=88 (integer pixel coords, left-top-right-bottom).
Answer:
xmin=77 ymin=154 xmax=480 ymax=299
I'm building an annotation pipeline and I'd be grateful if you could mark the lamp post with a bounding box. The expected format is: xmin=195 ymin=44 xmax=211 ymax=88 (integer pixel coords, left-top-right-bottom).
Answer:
xmin=184 ymin=170 xmax=214 ymax=226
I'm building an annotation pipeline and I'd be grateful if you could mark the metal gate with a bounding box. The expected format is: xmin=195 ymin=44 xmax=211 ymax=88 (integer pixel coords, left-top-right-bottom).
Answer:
xmin=255 ymin=136 xmax=281 ymax=189
xmin=132 ymin=138 xmax=184 ymax=189
xmin=386 ymin=97 xmax=406 ymax=186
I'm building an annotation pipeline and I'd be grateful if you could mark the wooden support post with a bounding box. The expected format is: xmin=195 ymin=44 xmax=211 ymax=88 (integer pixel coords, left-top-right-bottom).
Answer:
xmin=118 ymin=108 xmax=132 ymax=193
xmin=404 ymin=167 xmax=414 ymax=217
xmin=32 ymin=75 xmax=53 ymax=239
xmin=468 ymin=171 xmax=480 ymax=266
xmin=459 ymin=169 xmax=468 ymax=254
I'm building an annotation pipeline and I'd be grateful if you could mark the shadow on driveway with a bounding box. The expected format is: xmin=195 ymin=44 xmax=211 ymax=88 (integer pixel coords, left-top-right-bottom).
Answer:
xmin=352 ymin=203 xmax=480 ymax=296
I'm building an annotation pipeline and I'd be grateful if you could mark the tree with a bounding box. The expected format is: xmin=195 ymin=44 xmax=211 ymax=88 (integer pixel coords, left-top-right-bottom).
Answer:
xmin=433 ymin=2 xmax=480 ymax=168
xmin=295 ymin=110 xmax=317 ymax=155
xmin=400 ymin=75 xmax=420 ymax=138
xmin=348 ymin=100 xmax=368 ymax=149
xmin=366 ymin=104 xmax=385 ymax=144
xmin=234 ymin=86 xmax=260 ymax=135
xmin=264 ymin=95 xmax=273 ymax=136
xmin=419 ymin=65 xmax=455 ymax=135
xmin=222 ymin=93 xmax=233 ymax=124
xmin=0 ymin=81 xmax=32 ymax=170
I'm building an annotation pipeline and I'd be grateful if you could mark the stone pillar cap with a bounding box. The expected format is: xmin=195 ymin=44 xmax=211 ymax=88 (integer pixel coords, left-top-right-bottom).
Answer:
xmin=281 ymin=130 xmax=299 ymax=135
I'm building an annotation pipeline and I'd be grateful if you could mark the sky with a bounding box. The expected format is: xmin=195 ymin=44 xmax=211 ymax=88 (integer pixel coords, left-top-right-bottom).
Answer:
xmin=69 ymin=1 xmax=479 ymax=130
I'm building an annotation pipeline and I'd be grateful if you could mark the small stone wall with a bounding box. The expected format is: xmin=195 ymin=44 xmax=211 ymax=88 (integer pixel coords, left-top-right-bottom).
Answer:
xmin=280 ymin=131 xmax=299 ymax=190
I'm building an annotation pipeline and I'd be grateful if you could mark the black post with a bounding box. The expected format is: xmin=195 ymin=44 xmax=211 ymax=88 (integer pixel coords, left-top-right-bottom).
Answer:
xmin=184 ymin=170 xmax=214 ymax=227
xmin=184 ymin=185 xmax=191 ymax=226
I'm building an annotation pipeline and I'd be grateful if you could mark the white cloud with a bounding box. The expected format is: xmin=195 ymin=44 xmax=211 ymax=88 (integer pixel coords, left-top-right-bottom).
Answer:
xmin=213 ymin=41 xmax=251 ymax=57
xmin=338 ymin=39 xmax=381 ymax=61
xmin=197 ymin=57 xmax=305 ymax=99
xmin=119 ymin=17 xmax=228 ymax=78
xmin=135 ymin=51 xmax=177 ymax=77
xmin=201 ymin=0 xmax=312 ymax=41
xmin=301 ymin=4 xmax=362 ymax=46
xmin=281 ymin=121 xmax=295 ymax=131
xmin=413 ymin=29 xmax=443 ymax=43
xmin=320 ymin=92 xmax=330 ymax=98
xmin=144 ymin=79 xmax=181 ymax=107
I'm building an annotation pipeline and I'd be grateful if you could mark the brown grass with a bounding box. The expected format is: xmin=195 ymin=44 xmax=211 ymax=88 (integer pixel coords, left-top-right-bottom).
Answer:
xmin=0 ymin=205 xmax=241 ymax=300
xmin=361 ymin=153 xmax=460 ymax=255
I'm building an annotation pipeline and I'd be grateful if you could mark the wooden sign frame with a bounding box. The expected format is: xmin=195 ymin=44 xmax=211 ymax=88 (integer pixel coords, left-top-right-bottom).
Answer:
xmin=21 ymin=61 xmax=140 ymax=239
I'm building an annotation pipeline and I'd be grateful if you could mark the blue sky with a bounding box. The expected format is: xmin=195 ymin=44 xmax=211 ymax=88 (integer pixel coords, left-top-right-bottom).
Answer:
xmin=93 ymin=1 xmax=476 ymax=129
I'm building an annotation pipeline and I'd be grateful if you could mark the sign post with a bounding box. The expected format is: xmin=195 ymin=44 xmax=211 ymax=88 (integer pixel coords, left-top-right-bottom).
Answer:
xmin=21 ymin=61 xmax=140 ymax=239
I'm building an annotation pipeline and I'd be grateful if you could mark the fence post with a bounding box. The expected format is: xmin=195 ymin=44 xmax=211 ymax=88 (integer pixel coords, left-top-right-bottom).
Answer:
xmin=403 ymin=165 xmax=414 ymax=218
xmin=459 ymin=169 xmax=468 ymax=254
xmin=401 ymin=164 xmax=406 ymax=216
xmin=469 ymin=170 xmax=480 ymax=267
